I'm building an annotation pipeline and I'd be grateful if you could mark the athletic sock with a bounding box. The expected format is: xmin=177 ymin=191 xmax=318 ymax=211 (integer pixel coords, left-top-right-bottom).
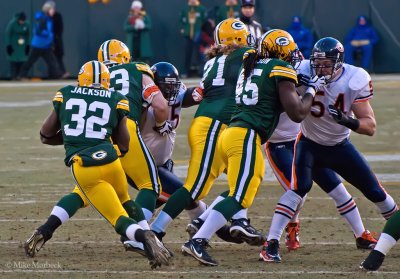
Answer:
xmin=122 ymin=200 xmax=146 ymax=222
xmin=193 ymin=209 xmax=227 ymax=240
xmin=374 ymin=233 xmax=397 ymax=255
xmin=186 ymin=200 xmax=207 ymax=220
xmin=135 ymin=189 xmax=157 ymax=220
xmin=327 ymin=183 xmax=365 ymax=237
xmin=267 ymin=190 xmax=302 ymax=241
xmin=56 ymin=192 xmax=84 ymax=218
xmin=232 ymin=208 xmax=248 ymax=220
xmin=375 ymin=194 xmax=398 ymax=220
xmin=382 ymin=210 xmax=400 ymax=241
xmin=291 ymin=194 xmax=307 ymax=222
xmin=150 ymin=211 xmax=173 ymax=233
xmin=197 ymin=195 xmax=225 ymax=221
xmin=138 ymin=220 xmax=150 ymax=230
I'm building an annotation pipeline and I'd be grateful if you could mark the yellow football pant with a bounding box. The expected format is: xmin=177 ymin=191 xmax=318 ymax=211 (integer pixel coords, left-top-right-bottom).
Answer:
xmin=120 ymin=118 xmax=161 ymax=193
xmin=219 ymin=127 xmax=264 ymax=208
xmin=184 ymin=116 xmax=227 ymax=201
xmin=71 ymin=158 xmax=130 ymax=226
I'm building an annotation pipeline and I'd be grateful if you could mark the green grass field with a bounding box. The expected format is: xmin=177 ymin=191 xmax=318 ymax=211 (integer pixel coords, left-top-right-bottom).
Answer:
xmin=0 ymin=77 xmax=399 ymax=278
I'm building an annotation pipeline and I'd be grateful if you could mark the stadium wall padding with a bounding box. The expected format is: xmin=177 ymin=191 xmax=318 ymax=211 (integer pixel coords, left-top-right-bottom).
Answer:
xmin=0 ymin=0 xmax=399 ymax=78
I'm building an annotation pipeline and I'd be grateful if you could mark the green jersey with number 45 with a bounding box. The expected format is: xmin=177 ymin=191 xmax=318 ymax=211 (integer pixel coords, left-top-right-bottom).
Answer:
xmin=53 ymin=85 xmax=130 ymax=166
xmin=195 ymin=47 xmax=251 ymax=124
xmin=109 ymin=62 xmax=154 ymax=122
xmin=231 ymin=58 xmax=298 ymax=144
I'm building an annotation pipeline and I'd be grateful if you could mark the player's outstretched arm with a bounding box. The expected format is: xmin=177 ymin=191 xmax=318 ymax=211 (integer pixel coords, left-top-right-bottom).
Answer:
xmin=278 ymin=80 xmax=313 ymax=123
xmin=182 ymin=87 xmax=203 ymax=108
xmin=40 ymin=110 xmax=63 ymax=145
xmin=142 ymin=74 xmax=168 ymax=124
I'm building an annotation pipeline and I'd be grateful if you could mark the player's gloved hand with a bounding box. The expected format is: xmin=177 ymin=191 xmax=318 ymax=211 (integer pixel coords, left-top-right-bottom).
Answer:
xmin=298 ymin=74 xmax=326 ymax=96
xmin=192 ymin=87 xmax=203 ymax=102
xmin=153 ymin=121 xmax=173 ymax=136
xmin=328 ymin=105 xmax=360 ymax=131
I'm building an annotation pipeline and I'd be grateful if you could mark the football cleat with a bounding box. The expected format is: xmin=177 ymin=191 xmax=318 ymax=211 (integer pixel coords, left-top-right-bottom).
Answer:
xmin=181 ymin=238 xmax=218 ymax=266
xmin=360 ymin=250 xmax=385 ymax=271
xmin=230 ymin=218 xmax=265 ymax=246
xmin=186 ymin=218 xmax=204 ymax=239
xmin=356 ymin=230 xmax=378 ymax=250
xmin=121 ymin=235 xmax=147 ymax=257
xmin=24 ymin=229 xmax=51 ymax=257
xmin=285 ymin=221 xmax=300 ymax=251
xmin=186 ymin=218 xmax=244 ymax=244
xmin=142 ymin=230 xmax=173 ymax=269
xmin=259 ymin=239 xmax=282 ymax=263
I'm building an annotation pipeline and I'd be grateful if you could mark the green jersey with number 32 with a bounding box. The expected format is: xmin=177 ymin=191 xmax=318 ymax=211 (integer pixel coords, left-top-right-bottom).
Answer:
xmin=53 ymin=85 xmax=130 ymax=166
xmin=231 ymin=58 xmax=298 ymax=144
xmin=195 ymin=47 xmax=251 ymax=124
xmin=109 ymin=62 xmax=153 ymax=122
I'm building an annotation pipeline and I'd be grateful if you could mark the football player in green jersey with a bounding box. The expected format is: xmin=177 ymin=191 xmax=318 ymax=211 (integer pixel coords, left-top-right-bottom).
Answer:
xmin=25 ymin=60 xmax=172 ymax=268
xmin=182 ymin=29 xmax=323 ymax=266
xmin=150 ymin=18 xmax=262 ymax=243
xmin=98 ymin=39 xmax=170 ymax=222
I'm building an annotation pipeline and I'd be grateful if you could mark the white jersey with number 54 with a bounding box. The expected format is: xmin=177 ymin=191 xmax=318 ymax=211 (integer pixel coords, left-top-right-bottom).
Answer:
xmin=297 ymin=60 xmax=373 ymax=146
xmin=140 ymin=83 xmax=186 ymax=166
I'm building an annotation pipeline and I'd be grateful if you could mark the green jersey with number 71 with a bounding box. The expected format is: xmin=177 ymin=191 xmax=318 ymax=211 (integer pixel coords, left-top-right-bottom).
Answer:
xmin=230 ymin=58 xmax=298 ymax=144
xmin=53 ymin=85 xmax=129 ymax=166
xmin=195 ymin=46 xmax=251 ymax=124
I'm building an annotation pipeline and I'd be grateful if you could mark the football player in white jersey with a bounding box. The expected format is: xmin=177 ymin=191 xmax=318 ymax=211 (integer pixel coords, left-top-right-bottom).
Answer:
xmin=264 ymin=111 xmax=377 ymax=252
xmin=261 ymin=37 xmax=398 ymax=263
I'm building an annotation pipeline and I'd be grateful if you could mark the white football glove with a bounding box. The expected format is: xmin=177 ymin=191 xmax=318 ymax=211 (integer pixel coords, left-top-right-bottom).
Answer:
xmin=153 ymin=121 xmax=173 ymax=136
xmin=298 ymin=74 xmax=326 ymax=97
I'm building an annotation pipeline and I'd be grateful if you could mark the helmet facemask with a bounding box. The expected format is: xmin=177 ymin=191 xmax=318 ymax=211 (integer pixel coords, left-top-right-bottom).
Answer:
xmin=310 ymin=53 xmax=343 ymax=82
xmin=158 ymin=78 xmax=181 ymax=106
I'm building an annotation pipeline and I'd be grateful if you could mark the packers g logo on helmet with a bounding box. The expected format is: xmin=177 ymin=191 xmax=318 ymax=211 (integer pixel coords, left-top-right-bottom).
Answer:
xmin=78 ymin=60 xmax=110 ymax=89
xmin=258 ymin=29 xmax=300 ymax=65
xmin=98 ymin=39 xmax=131 ymax=67
xmin=214 ymin=18 xmax=249 ymax=46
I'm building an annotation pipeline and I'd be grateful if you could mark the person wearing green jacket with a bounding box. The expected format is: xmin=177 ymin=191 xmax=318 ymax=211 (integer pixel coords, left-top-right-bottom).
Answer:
xmin=216 ymin=0 xmax=240 ymax=23
xmin=180 ymin=0 xmax=206 ymax=77
xmin=124 ymin=1 xmax=153 ymax=64
xmin=5 ymin=12 xmax=30 ymax=80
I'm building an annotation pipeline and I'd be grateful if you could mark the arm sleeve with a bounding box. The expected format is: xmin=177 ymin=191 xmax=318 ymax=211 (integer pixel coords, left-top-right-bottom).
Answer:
xmin=52 ymin=91 xmax=63 ymax=114
xmin=269 ymin=62 xmax=298 ymax=84
xmin=116 ymin=95 xmax=130 ymax=121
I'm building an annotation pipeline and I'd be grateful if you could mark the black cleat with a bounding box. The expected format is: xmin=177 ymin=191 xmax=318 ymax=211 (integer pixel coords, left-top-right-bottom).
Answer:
xmin=360 ymin=250 xmax=385 ymax=271
xmin=181 ymin=238 xmax=218 ymax=266
xmin=24 ymin=229 xmax=51 ymax=257
xmin=216 ymin=224 xmax=244 ymax=244
xmin=186 ymin=218 xmax=204 ymax=239
xmin=142 ymin=230 xmax=173 ymax=269
xmin=259 ymin=239 xmax=282 ymax=263
xmin=230 ymin=218 xmax=265 ymax=246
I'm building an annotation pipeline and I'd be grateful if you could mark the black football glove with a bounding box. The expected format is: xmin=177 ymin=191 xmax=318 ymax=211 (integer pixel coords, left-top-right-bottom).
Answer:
xmin=153 ymin=121 xmax=173 ymax=136
xmin=6 ymin=45 xmax=13 ymax=56
xmin=328 ymin=105 xmax=360 ymax=131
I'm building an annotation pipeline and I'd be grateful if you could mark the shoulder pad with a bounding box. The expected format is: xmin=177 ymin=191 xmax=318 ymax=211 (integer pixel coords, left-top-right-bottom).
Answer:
xmin=135 ymin=63 xmax=154 ymax=79
xmin=348 ymin=66 xmax=370 ymax=91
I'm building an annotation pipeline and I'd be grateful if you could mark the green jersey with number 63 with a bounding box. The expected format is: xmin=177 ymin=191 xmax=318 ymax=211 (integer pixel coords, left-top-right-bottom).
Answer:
xmin=195 ymin=47 xmax=251 ymax=124
xmin=230 ymin=58 xmax=298 ymax=144
xmin=53 ymin=85 xmax=130 ymax=166
xmin=109 ymin=62 xmax=153 ymax=122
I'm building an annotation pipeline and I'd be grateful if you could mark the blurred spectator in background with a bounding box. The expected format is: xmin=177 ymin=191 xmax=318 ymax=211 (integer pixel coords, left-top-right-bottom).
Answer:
xmin=286 ymin=16 xmax=313 ymax=58
xmin=51 ymin=1 xmax=69 ymax=78
xmin=239 ymin=0 xmax=262 ymax=44
xmin=180 ymin=0 xmax=206 ymax=78
xmin=19 ymin=1 xmax=61 ymax=80
xmin=198 ymin=18 xmax=215 ymax=74
xmin=344 ymin=15 xmax=379 ymax=70
xmin=124 ymin=1 xmax=153 ymax=63
xmin=216 ymin=0 xmax=240 ymax=23
xmin=5 ymin=12 xmax=30 ymax=80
